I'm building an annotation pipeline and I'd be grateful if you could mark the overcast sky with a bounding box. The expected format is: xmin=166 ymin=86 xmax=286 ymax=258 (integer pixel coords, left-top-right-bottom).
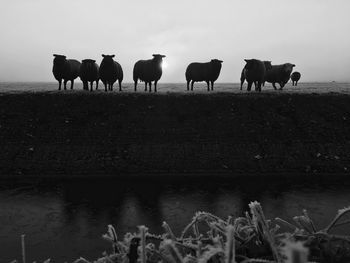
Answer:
xmin=0 ymin=0 xmax=349 ymax=82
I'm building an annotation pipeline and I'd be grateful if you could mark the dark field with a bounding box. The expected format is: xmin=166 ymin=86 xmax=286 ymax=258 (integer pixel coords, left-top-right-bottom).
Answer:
xmin=1 ymin=89 xmax=350 ymax=177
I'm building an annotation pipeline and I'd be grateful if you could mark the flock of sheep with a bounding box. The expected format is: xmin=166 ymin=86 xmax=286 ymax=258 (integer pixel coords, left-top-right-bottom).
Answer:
xmin=52 ymin=54 xmax=301 ymax=92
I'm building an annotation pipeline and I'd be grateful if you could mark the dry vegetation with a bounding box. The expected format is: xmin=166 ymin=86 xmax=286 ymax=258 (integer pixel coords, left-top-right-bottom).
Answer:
xmin=10 ymin=201 xmax=350 ymax=263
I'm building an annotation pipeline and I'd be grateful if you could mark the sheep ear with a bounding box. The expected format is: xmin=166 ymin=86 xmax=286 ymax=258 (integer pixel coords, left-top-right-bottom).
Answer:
xmin=244 ymin=59 xmax=250 ymax=62
xmin=219 ymin=60 xmax=223 ymax=63
xmin=53 ymin=54 xmax=58 ymax=57
xmin=102 ymin=54 xmax=106 ymax=58
xmin=162 ymin=55 xmax=166 ymax=58
xmin=111 ymin=55 xmax=115 ymax=58
xmin=292 ymin=64 xmax=296 ymax=67
xmin=92 ymin=60 xmax=96 ymax=63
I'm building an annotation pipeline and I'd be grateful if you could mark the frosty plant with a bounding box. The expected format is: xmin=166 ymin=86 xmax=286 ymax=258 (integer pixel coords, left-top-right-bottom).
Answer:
xmin=10 ymin=201 xmax=350 ymax=263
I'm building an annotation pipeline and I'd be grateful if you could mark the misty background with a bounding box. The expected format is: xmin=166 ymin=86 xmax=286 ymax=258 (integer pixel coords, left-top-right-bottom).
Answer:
xmin=0 ymin=0 xmax=349 ymax=83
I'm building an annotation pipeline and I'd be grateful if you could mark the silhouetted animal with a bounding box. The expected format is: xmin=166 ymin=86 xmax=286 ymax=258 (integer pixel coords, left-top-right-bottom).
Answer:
xmin=52 ymin=54 xmax=81 ymax=90
xmin=185 ymin=59 xmax=223 ymax=91
xmin=243 ymin=59 xmax=266 ymax=92
xmin=240 ymin=61 xmax=272 ymax=90
xmin=99 ymin=54 xmax=123 ymax=92
xmin=264 ymin=63 xmax=295 ymax=90
xmin=133 ymin=54 xmax=166 ymax=92
xmin=80 ymin=59 xmax=99 ymax=91
xmin=291 ymin=71 xmax=301 ymax=86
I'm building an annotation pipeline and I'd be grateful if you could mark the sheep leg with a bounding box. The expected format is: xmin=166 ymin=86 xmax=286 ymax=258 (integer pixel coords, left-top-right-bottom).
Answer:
xmin=144 ymin=82 xmax=147 ymax=92
xmin=63 ymin=80 xmax=68 ymax=90
xmin=104 ymin=82 xmax=107 ymax=92
xmin=240 ymin=80 xmax=243 ymax=90
xmin=187 ymin=81 xmax=190 ymax=91
xmin=119 ymin=80 xmax=122 ymax=91
xmin=206 ymin=81 xmax=210 ymax=91
xmin=90 ymin=82 xmax=93 ymax=92
xmin=295 ymin=81 xmax=298 ymax=86
xmin=96 ymin=80 xmax=99 ymax=90
xmin=70 ymin=80 xmax=74 ymax=90
xmin=154 ymin=81 xmax=157 ymax=93
xmin=272 ymin=83 xmax=277 ymax=90
xmin=149 ymin=82 xmax=152 ymax=93
xmin=211 ymin=81 xmax=214 ymax=91
xmin=134 ymin=81 xmax=137 ymax=92
xmin=247 ymin=82 xmax=252 ymax=91
xmin=110 ymin=83 xmax=114 ymax=91
xmin=58 ymin=80 xmax=62 ymax=90
xmin=191 ymin=80 xmax=194 ymax=91
xmin=279 ymin=83 xmax=284 ymax=90
xmin=257 ymin=82 xmax=262 ymax=92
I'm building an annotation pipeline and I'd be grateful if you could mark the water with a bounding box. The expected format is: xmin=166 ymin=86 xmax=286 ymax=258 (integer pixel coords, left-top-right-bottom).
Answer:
xmin=1 ymin=176 xmax=350 ymax=262
xmin=1 ymin=81 xmax=350 ymax=94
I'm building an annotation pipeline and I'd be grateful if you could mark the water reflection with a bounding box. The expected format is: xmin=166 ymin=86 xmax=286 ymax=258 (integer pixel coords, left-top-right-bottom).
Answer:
xmin=0 ymin=176 xmax=349 ymax=262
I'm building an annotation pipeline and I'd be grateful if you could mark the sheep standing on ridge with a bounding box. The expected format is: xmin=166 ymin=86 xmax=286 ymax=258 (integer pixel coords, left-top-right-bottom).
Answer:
xmin=133 ymin=54 xmax=166 ymax=92
xmin=291 ymin=71 xmax=301 ymax=86
xmin=264 ymin=63 xmax=295 ymax=90
xmin=243 ymin=59 xmax=266 ymax=92
xmin=185 ymin=59 xmax=223 ymax=91
xmin=240 ymin=61 xmax=272 ymax=90
xmin=99 ymin=54 xmax=123 ymax=92
xmin=79 ymin=59 xmax=99 ymax=91
xmin=52 ymin=54 xmax=81 ymax=90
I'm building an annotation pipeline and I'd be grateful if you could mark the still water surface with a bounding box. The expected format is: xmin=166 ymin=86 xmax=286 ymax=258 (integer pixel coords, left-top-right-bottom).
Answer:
xmin=0 ymin=176 xmax=350 ymax=262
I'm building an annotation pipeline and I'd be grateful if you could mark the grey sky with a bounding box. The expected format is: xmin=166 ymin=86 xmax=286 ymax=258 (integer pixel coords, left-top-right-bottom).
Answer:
xmin=0 ymin=0 xmax=349 ymax=82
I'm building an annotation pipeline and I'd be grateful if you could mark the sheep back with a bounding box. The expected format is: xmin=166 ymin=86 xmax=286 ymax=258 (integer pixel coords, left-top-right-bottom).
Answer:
xmin=99 ymin=55 xmax=123 ymax=84
xmin=133 ymin=54 xmax=165 ymax=82
xmin=52 ymin=54 xmax=81 ymax=81
xmin=291 ymin=71 xmax=301 ymax=82
xmin=186 ymin=59 xmax=223 ymax=82
xmin=244 ymin=59 xmax=266 ymax=83
xmin=80 ymin=59 xmax=99 ymax=82
xmin=265 ymin=63 xmax=295 ymax=84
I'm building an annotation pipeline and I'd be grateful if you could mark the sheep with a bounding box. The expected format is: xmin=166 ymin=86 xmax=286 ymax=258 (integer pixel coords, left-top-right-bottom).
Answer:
xmin=99 ymin=54 xmax=123 ymax=92
xmin=240 ymin=61 xmax=272 ymax=90
xmin=243 ymin=59 xmax=266 ymax=92
xmin=133 ymin=54 xmax=166 ymax=92
xmin=264 ymin=63 xmax=295 ymax=90
xmin=79 ymin=59 xmax=99 ymax=91
xmin=291 ymin=71 xmax=301 ymax=86
xmin=185 ymin=59 xmax=223 ymax=91
xmin=52 ymin=54 xmax=81 ymax=90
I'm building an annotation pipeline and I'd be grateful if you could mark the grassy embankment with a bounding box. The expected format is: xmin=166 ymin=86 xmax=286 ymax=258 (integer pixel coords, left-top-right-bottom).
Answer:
xmin=1 ymin=91 xmax=350 ymax=177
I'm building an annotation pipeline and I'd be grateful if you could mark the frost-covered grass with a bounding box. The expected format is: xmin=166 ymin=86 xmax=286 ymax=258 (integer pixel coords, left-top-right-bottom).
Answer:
xmin=10 ymin=201 xmax=350 ymax=263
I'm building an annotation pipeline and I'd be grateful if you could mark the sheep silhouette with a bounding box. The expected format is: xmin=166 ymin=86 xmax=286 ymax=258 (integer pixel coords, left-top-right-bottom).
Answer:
xmin=240 ymin=61 xmax=272 ymax=90
xmin=133 ymin=54 xmax=166 ymax=92
xmin=80 ymin=59 xmax=99 ymax=91
xmin=99 ymin=54 xmax=123 ymax=92
xmin=264 ymin=63 xmax=295 ymax=90
xmin=185 ymin=59 xmax=223 ymax=91
xmin=291 ymin=71 xmax=301 ymax=86
xmin=52 ymin=54 xmax=81 ymax=90
xmin=243 ymin=59 xmax=266 ymax=92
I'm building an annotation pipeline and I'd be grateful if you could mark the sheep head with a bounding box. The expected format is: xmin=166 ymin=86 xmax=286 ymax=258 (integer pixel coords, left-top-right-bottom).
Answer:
xmin=53 ymin=54 xmax=67 ymax=65
xmin=244 ymin=59 xmax=258 ymax=69
xmin=283 ymin=63 xmax=295 ymax=73
xmin=152 ymin=54 xmax=166 ymax=63
xmin=211 ymin=59 xmax=223 ymax=64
